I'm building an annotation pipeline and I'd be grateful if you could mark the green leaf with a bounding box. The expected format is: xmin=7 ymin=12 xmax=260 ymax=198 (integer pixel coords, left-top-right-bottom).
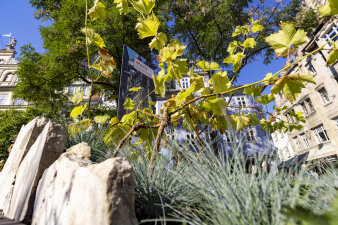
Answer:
xmin=263 ymin=72 xmax=278 ymax=85
xmin=135 ymin=13 xmax=160 ymax=39
xmin=240 ymin=38 xmax=257 ymax=49
xmin=80 ymin=28 xmax=106 ymax=48
xmin=92 ymin=64 xmax=102 ymax=71
xmin=149 ymin=32 xmax=167 ymax=50
xmin=70 ymin=103 xmax=87 ymax=120
xmin=88 ymin=0 xmax=106 ymax=21
xmin=265 ymin=22 xmax=307 ymax=58
xmin=318 ymin=0 xmax=338 ymax=17
xmin=327 ymin=41 xmax=338 ymax=65
xmin=121 ymin=111 xmax=137 ymax=125
xmin=251 ymin=20 xmax=264 ymax=33
xmin=129 ymin=86 xmax=141 ymax=92
xmin=159 ymin=42 xmax=186 ymax=62
xmin=167 ymin=59 xmax=188 ymax=81
xmin=132 ymin=0 xmax=155 ymax=15
xmin=152 ymin=74 xmax=166 ymax=97
xmin=255 ymin=94 xmax=275 ymax=105
xmin=176 ymin=86 xmax=194 ymax=105
xmin=114 ymin=0 xmax=129 ymax=14
xmin=104 ymin=124 xmax=131 ymax=146
xmin=271 ymin=73 xmax=315 ymax=103
xmin=110 ymin=117 xmax=119 ymax=126
xmin=70 ymin=88 xmax=84 ymax=106
xmin=209 ymin=71 xmax=231 ymax=93
xmin=232 ymin=25 xmax=251 ymax=37
xmin=68 ymin=119 xmax=91 ymax=134
xmin=124 ymin=97 xmax=135 ymax=110
xmin=189 ymin=70 xmax=205 ymax=93
xmin=244 ymin=85 xmax=262 ymax=97
xmin=196 ymin=60 xmax=221 ymax=71
xmin=223 ymin=52 xmax=245 ymax=72
xmin=203 ymin=97 xmax=227 ymax=116
xmin=227 ymin=41 xmax=238 ymax=54
xmin=149 ymin=100 xmax=155 ymax=107
xmin=231 ymin=114 xmax=250 ymax=131
xmin=94 ymin=115 xmax=110 ymax=124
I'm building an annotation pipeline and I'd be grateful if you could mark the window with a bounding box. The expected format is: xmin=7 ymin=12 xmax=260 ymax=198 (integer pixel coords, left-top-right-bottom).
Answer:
xmin=181 ymin=78 xmax=190 ymax=89
xmin=186 ymin=132 xmax=195 ymax=141
xmin=245 ymin=125 xmax=255 ymax=142
xmin=0 ymin=95 xmax=7 ymax=105
xmin=68 ymin=86 xmax=75 ymax=94
xmin=280 ymin=130 xmax=285 ymax=138
xmin=13 ymin=99 xmax=25 ymax=105
xmin=293 ymin=137 xmax=301 ymax=150
xmin=81 ymin=87 xmax=87 ymax=96
xmin=300 ymin=133 xmax=310 ymax=148
xmin=306 ymin=62 xmax=316 ymax=75
xmin=165 ymin=128 xmax=175 ymax=140
xmin=324 ymin=24 xmax=338 ymax=47
xmin=237 ymin=96 xmax=246 ymax=107
xmin=4 ymin=73 xmax=13 ymax=82
xmin=318 ymin=87 xmax=330 ymax=103
xmin=0 ymin=59 xmax=4 ymax=64
xmin=286 ymin=110 xmax=296 ymax=123
xmin=335 ymin=118 xmax=338 ymax=128
xmin=305 ymin=98 xmax=315 ymax=113
xmin=312 ymin=125 xmax=329 ymax=144
xmin=300 ymin=102 xmax=309 ymax=116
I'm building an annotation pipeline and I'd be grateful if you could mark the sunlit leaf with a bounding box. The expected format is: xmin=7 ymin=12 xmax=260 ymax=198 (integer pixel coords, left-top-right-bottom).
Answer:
xmin=152 ymin=74 xmax=166 ymax=97
xmin=223 ymin=52 xmax=245 ymax=72
xmin=70 ymin=88 xmax=84 ymax=106
xmin=327 ymin=41 xmax=338 ymax=65
xmin=114 ymin=0 xmax=129 ymax=14
xmin=209 ymin=71 xmax=231 ymax=93
xmin=265 ymin=22 xmax=307 ymax=58
xmin=227 ymin=41 xmax=238 ymax=54
xmin=255 ymin=94 xmax=275 ymax=105
xmin=81 ymin=28 xmax=106 ymax=48
xmin=88 ymin=0 xmax=106 ymax=21
xmin=203 ymin=97 xmax=227 ymax=116
xmin=94 ymin=115 xmax=110 ymax=124
xmin=132 ymin=0 xmax=155 ymax=15
xmin=110 ymin=117 xmax=119 ymax=126
xmin=98 ymin=47 xmax=116 ymax=77
xmin=263 ymin=72 xmax=278 ymax=85
xmin=244 ymin=85 xmax=262 ymax=97
xmin=196 ymin=60 xmax=221 ymax=71
xmin=70 ymin=103 xmax=87 ymax=120
xmin=149 ymin=32 xmax=167 ymax=50
xmin=129 ymin=86 xmax=141 ymax=92
xmin=135 ymin=13 xmax=160 ymax=39
xmin=68 ymin=119 xmax=91 ymax=134
xmin=231 ymin=114 xmax=250 ymax=131
xmin=124 ymin=97 xmax=135 ymax=110
xmin=318 ymin=0 xmax=338 ymax=17
xmin=240 ymin=38 xmax=257 ymax=49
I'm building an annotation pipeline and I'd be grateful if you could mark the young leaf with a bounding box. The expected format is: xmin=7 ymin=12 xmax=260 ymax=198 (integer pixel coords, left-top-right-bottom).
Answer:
xmin=327 ymin=41 xmax=338 ymax=65
xmin=152 ymin=74 xmax=166 ymax=97
xmin=70 ymin=103 xmax=87 ymax=120
xmin=318 ymin=0 xmax=338 ymax=17
xmin=132 ymin=0 xmax=155 ymax=15
xmin=114 ymin=0 xmax=129 ymax=14
xmin=68 ymin=119 xmax=91 ymax=134
xmin=223 ymin=52 xmax=245 ymax=72
xmin=110 ymin=117 xmax=119 ymax=126
xmin=265 ymin=22 xmax=307 ymax=58
xmin=176 ymin=87 xmax=194 ymax=105
xmin=227 ymin=41 xmax=238 ymax=54
xmin=94 ymin=115 xmax=110 ymax=124
xmin=271 ymin=73 xmax=315 ymax=103
xmin=263 ymin=72 xmax=278 ymax=85
xmin=251 ymin=20 xmax=264 ymax=33
xmin=129 ymin=86 xmax=141 ymax=92
xmin=196 ymin=60 xmax=221 ymax=71
xmin=88 ymin=0 xmax=106 ymax=21
xmin=159 ymin=42 xmax=186 ymax=62
xmin=209 ymin=71 xmax=231 ymax=93
xmin=70 ymin=88 xmax=84 ymax=106
xmin=231 ymin=114 xmax=250 ymax=131
xmin=124 ymin=97 xmax=135 ymax=110
xmin=255 ymin=94 xmax=275 ymax=105
xmin=203 ymin=97 xmax=227 ymax=116
xmin=81 ymin=28 xmax=106 ymax=48
xmin=240 ymin=38 xmax=257 ymax=49
xmin=149 ymin=32 xmax=167 ymax=51
xmin=135 ymin=13 xmax=160 ymax=39
xmin=244 ymin=85 xmax=262 ymax=97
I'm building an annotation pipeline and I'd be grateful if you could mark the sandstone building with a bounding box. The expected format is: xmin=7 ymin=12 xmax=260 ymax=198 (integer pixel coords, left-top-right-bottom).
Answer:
xmin=273 ymin=0 xmax=338 ymax=163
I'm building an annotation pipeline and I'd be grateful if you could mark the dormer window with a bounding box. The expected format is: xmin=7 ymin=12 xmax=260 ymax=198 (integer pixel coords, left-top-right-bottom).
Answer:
xmin=236 ymin=96 xmax=246 ymax=107
xmin=181 ymin=78 xmax=190 ymax=89
xmin=4 ymin=73 xmax=13 ymax=82
xmin=324 ymin=24 xmax=338 ymax=47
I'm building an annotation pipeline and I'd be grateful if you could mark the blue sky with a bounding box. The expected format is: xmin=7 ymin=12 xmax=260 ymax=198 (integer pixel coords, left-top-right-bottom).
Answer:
xmin=0 ymin=0 xmax=285 ymax=112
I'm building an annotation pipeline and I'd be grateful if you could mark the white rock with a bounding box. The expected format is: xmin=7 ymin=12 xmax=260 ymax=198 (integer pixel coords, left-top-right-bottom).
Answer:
xmin=0 ymin=117 xmax=49 ymax=213
xmin=32 ymin=143 xmax=137 ymax=225
xmin=6 ymin=120 xmax=66 ymax=221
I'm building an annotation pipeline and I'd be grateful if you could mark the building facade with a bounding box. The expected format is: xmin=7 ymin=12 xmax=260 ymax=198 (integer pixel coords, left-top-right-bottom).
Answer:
xmin=156 ymin=72 xmax=275 ymax=156
xmin=273 ymin=0 xmax=338 ymax=162
xmin=0 ymin=39 xmax=28 ymax=110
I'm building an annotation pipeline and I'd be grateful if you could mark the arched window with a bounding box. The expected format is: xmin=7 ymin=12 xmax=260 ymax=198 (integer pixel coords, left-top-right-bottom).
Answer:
xmin=4 ymin=73 xmax=13 ymax=82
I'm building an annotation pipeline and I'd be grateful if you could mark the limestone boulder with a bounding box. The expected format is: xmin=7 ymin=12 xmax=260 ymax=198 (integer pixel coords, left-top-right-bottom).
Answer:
xmin=32 ymin=143 xmax=138 ymax=225
xmin=0 ymin=117 xmax=49 ymax=213
xmin=5 ymin=120 xmax=66 ymax=222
